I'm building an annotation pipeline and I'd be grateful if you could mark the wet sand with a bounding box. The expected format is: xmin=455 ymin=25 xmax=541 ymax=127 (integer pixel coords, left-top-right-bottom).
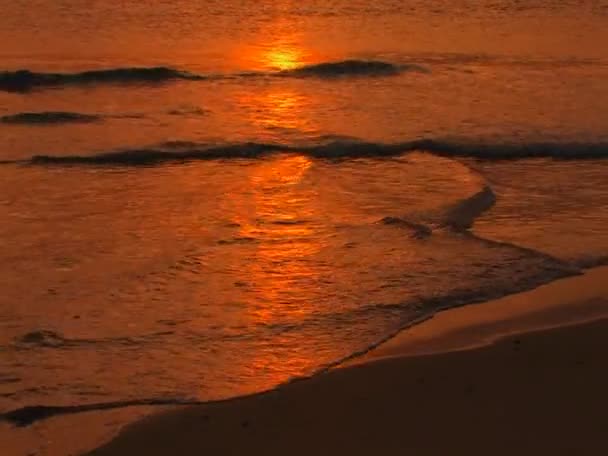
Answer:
xmin=86 ymin=266 xmax=608 ymax=456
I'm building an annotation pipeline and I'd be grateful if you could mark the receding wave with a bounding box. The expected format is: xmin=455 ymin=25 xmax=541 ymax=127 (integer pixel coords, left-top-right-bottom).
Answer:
xmin=17 ymin=139 xmax=608 ymax=166
xmin=1 ymin=398 xmax=201 ymax=427
xmin=379 ymin=217 xmax=433 ymax=238
xmin=282 ymin=60 xmax=421 ymax=78
xmin=1 ymin=254 xmax=574 ymax=427
xmin=380 ymin=185 xmax=496 ymax=237
xmin=0 ymin=111 xmax=101 ymax=124
xmin=439 ymin=185 xmax=497 ymax=231
xmin=0 ymin=67 xmax=204 ymax=92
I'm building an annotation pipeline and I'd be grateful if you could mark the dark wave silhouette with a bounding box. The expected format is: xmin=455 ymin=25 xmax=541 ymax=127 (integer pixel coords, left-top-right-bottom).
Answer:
xmin=439 ymin=185 xmax=497 ymax=231
xmin=0 ymin=111 xmax=101 ymax=124
xmin=0 ymin=67 xmax=204 ymax=92
xmin=29 ymin=142 xmax=282 ymax=165
xmin=166 ymin=106 xmax=207 ymax=116
xmin=0 ymin=60 xmax=424 ymax=92
xmin=15 ymin=330 xmax=69 ymax=348
xmin=414 ymin=140 xmax=608 ymax=159
xmin=18 ymin=139 xmax=608 ymax=166
xmin=282 ymin=60 xmax=421 ymax=78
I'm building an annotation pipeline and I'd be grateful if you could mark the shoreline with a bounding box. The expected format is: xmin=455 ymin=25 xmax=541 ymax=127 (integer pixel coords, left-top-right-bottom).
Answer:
xmin=85 ymin=265 xmax=608 ymax=456
xmin=352 ymin=264 xmax=608 ymax=362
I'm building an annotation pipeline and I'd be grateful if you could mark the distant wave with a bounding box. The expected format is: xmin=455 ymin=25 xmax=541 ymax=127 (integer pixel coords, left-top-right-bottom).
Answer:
xmin=403 ymin=53 xmax=607 ymax=68
xmin=0 ymin=111 xmax=150 ymax=124
xmin=282 ymin=60 xmax=422 ymax=78
xmin=3 ymin=54 xmax=602 ymax=92
xmin=0 ymin=60 xmax=422 ymax=92
xmin=166 ymin=106 xmax=207 ymax=116
xmin=16 ymin=139 xmax=608 ymax=166
xmin=0 ymin=67 xmax=204 ymax=92
xmin=0 ymin=111 xmax=101 ymax=124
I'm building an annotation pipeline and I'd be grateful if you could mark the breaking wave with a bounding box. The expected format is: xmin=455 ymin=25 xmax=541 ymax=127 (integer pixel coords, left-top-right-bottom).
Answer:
xmin=380 ymin=184 xmax=497 ymax=237
xmin=439 ymin=185 xmax=497 ymax=231
xmin=17 ymin=139 xmax=608 ymax=166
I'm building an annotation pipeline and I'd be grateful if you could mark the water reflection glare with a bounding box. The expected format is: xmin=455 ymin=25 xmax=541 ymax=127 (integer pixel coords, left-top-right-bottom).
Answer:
xmin=242 ymin=155 xmax=322 ymax=322
xmin=264 ymin=46 xmax=304 ymax=71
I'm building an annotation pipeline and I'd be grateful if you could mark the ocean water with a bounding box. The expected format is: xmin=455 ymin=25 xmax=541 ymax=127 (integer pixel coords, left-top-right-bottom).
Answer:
xmin=1 ymin=1 xmax=608 ymax=454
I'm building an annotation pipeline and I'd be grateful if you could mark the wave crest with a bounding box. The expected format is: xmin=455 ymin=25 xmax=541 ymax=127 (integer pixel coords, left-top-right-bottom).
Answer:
xmin=283 ymin=60 xmax=419 ymax=78
xmin=0 ymin=111 xmax=101 ymax=124
xmin=0 ymin=60 xmax=424 ymax=92
xmin=439 ymin=185 xmax=497 ymax=231
xmin=0 ymin=67 xmax=203 ymax=92
xmin=30 ymin=142 xmax=281 ymax=165
xmin=20 ymin=139 xmax=608 ymax=166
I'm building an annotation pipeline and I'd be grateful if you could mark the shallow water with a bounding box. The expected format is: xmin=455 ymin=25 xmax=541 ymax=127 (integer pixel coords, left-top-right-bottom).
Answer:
xmin=1 ymin=1 xmax=608 ymax=455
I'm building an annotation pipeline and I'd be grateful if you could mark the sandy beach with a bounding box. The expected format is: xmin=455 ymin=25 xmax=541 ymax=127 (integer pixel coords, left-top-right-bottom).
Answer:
xmin=85 ymin=266 xmax=608 ymax=456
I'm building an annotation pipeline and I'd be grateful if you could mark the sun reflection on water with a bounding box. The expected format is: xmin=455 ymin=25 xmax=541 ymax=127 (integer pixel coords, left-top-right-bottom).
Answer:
xmin=264 ymin=46 xmax=304 ymax=71
xmin=235 ymin=13 xmax=315 ymax=72
xmin=242 ymin=88 xmax=316 ymax=136
xmin=229 ymin=19 xmax=322 ymax=138
xmin=238 ymin=154 xmax=316 ymax=243
xmin=214 ymin=22 xmax=328 ymax=381
xmin=237 ymin=154 xmax=325 ymax=383
xmin=238 ymin=154 xmax=323 ymax=316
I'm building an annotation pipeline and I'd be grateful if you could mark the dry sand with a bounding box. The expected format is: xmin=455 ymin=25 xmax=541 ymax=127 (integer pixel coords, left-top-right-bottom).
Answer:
xmin=87 ymin=266 xmax=608 ymax=456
